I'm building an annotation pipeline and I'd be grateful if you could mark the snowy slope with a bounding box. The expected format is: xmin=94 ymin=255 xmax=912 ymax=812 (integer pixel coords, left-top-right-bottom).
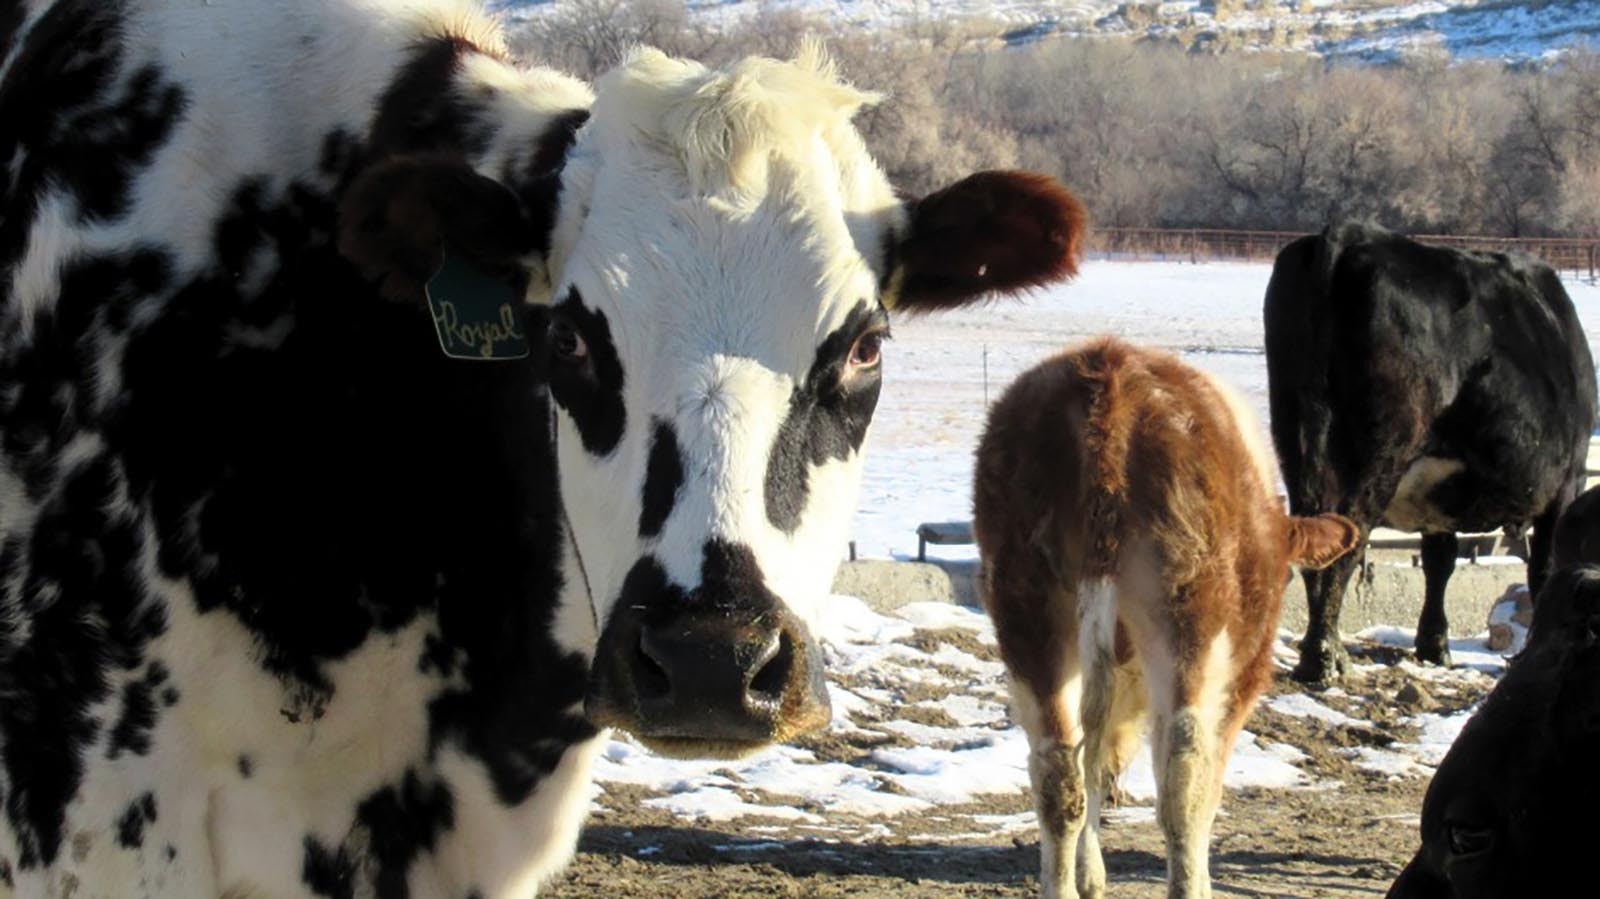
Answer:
xmin=495 ymin=0 xmax=1600 ymax=63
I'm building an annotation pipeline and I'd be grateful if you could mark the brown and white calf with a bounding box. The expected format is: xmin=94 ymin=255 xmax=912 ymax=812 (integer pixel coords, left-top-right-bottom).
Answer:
xmin=974 ymin=339 xmax=1360 ymax=899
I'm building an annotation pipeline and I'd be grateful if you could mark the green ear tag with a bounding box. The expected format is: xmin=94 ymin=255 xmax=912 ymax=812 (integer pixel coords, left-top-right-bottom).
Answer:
xmin=425 ymin=253 xmax=529 ymax=361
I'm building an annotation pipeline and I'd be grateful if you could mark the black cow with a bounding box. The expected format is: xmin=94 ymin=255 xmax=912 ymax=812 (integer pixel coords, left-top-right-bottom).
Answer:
xmin=1387 ymin=564 xmax=1600 ymax=898
xmin=1553 ymin=483 xmax=1600 ymax=572
xmin=1266 ymin=221 xmax=1597 ymax=682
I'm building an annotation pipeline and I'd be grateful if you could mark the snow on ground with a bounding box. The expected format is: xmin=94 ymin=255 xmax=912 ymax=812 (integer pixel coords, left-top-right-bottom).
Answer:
xmin=853 ymin=259 xmax=1600 ymax=562
xmin=1357 ymin=624 xmax=1514 ymax=675
xmin=586 ymin=593 xmax=1499 ymax=840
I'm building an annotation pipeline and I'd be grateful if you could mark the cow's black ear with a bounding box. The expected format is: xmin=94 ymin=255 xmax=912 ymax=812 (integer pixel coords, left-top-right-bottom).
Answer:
xmin=337 ymin=153 xmax=539 ymax=302
xmin=885 ymin=170 xmax=1086 ymax=315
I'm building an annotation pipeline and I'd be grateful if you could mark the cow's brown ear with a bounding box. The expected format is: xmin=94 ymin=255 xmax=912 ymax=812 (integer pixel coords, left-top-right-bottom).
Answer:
xmin=885 ymin=170 xmax=1086 ymax=314
xmin=338 ymin=154 xmax=538 ymax=302
xmin=1285 ymin=513 xmax=1362 ymax=570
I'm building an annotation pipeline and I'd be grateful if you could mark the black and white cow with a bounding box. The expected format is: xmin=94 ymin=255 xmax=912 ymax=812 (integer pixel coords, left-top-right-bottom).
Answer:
xmin=1266 ymin=221 xmax=1596 ymax=683
xmin=0 ymin=2 xmax=1086 ymax=895
xmin=1387 ymin=565 xmax=1600 ymax=899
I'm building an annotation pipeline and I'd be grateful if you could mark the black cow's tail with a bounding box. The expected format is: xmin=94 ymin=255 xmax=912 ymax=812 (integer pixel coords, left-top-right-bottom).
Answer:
xmin=1265 ymin=224 xmax=1344 ymax=517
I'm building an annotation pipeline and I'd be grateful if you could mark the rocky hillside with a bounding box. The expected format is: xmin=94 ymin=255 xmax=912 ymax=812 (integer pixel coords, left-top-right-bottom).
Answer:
xmin=497 ymin=0 xmax=1600 ymax=63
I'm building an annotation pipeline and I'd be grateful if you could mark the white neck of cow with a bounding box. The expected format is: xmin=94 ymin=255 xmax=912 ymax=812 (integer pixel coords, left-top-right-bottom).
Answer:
xmin=542 ymin=48 xmax=902 ymax=646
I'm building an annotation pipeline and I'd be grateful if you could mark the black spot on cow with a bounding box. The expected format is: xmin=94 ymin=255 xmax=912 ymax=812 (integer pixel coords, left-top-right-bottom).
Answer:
xmin=357 ymin=771 xmax=455 ymax=899
xmin=302 ymin=835 xmax=355 ymax=899
xmin=368 ymin=37 xmax=491 ymax=158
xmin=418 ymin=633 xmax=458 ymax=678
xmin=164 ymin=844 xmax=176 ymax=863
xmin=0 ymin=0 xmax=187 ymax=276
xmin=107 ymin=661 xmax=171 ymax=759
xmin=236 ymin=755 xmax=252 ymax=779
xmin=0 ymin=1 xmax=24 ymax=66
xmin=546 ymin=289 xmax=626 ymax=457
xmin=2 ymin=248 xmax=172 ymax=499
xmin=300 ymin=771 xmax=466 ymax=899
xmin=115 ymin=793 xmax=156 ymax=850
xmin=319 ymin=128 xmax=363 ymax=181
xmin=639 ymin=420 xmax=684 ymax=538
xmin=0 ymin=448 xmax=165 ymax=868
xmin=764 ymin=301 xmax=885 ymax=532
xmin=510 ymin=108 xmax=588 ymax=261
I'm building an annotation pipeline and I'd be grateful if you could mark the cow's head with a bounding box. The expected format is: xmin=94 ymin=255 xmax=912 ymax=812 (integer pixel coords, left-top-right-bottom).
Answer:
xmin=339 ymin=46 xmax=1084 ymax=759
xmin=1387 ymin=565 xmax=1600 ymax=899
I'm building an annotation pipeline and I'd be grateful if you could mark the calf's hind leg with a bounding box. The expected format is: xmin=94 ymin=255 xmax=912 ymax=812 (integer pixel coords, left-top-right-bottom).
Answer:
xmin=1010 ymin=657 xmax=1090 ymax=899
xmin=993 ymin=574 xmax=1095 ymax=899
xmin=1139 ymin=621 xmax=1229 ymax=899
xmin=1071 ymin=581 xmax=1123 ymax=899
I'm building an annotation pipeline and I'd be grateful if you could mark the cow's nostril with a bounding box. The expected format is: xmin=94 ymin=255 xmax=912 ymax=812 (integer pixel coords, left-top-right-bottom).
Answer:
xmin=748 ymin=631 xmax=794 ymax=702
xmin=633 ymin=639 xmax=671 ymax=700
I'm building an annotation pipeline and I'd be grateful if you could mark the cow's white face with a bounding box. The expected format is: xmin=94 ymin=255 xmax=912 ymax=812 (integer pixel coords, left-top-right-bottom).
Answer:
xmin=339 ymin=44 xmax=1084 ymax=759
xmin=533 ymin=48 xmax=1087 ymax=759
xmin=545 ymin=49 xmax=899 ymax=756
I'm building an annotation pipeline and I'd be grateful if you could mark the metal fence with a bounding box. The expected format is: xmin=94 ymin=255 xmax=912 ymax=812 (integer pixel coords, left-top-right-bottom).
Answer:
xmin=1089 ymin=227 xmax=1600 ymax=279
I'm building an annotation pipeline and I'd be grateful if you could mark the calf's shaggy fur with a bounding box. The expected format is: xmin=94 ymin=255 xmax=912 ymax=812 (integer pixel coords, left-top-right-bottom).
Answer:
xmin=975 ymin=339 xmax=1359 ymax=898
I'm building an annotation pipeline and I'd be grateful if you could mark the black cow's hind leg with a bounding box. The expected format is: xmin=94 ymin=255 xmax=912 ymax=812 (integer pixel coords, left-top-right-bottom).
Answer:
xmin=1294 ymin=546 xmax=1364 ymax=684
xmin=1415 ymin=532 xmax=1456 ymax=667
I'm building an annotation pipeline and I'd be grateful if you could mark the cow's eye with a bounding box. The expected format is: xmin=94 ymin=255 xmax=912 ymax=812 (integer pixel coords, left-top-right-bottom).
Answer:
xmin=1447 ymin=823 xmax=1494 ymax=857
xmin=848 ymin=329 xmax=887 ymax=370
xmin=550 ymin=317 xmax=588 ymax=365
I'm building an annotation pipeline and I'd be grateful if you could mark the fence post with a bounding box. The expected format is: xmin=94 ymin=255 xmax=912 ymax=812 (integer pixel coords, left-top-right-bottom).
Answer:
xmin=1189 ymin=230 xmax=1198 ymax=265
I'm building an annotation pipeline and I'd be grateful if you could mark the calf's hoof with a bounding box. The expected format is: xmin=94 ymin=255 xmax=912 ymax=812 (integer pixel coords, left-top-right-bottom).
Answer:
xmin=1291 ymin=639 xmax=1349 ymax=685
xmin=1414 ymin=633 xmax=1453 ymax=668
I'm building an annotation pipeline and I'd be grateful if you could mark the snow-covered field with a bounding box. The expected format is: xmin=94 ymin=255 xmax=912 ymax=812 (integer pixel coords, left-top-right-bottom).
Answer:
xmin=853 ymin=259 xmax=1600 ymax=561
xmin=588 ymin=596 xmax=1503 ymax=837
xmin=555 ymin=594 xmax=1511 ymax=896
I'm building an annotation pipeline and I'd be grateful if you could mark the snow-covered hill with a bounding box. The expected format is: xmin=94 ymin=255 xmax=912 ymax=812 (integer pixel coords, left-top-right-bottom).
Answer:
xmin=496 ymin=0 xmax=1600 ymax=64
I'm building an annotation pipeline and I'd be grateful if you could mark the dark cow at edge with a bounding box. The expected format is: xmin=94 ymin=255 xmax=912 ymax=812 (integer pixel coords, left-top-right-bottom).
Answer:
xmin=1387 ymin=565 xmax=1600 ymax=898
xmin=0 ymin=2 xmax=1086 ymax=896
xmin=1553 ymin=483 xmax=1600 ymax=571
xmin=1266 ymin=221 xmax=1596 ymax=683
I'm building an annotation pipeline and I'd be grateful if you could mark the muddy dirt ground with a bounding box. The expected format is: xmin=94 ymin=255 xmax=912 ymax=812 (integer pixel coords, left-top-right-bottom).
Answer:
xmin=545 ymin=632 xmax=1491 ymax=899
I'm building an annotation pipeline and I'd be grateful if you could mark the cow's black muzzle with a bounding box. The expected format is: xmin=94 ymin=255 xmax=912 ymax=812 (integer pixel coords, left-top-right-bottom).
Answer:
xmin=585 ymin=546 xmax=831 ymax=758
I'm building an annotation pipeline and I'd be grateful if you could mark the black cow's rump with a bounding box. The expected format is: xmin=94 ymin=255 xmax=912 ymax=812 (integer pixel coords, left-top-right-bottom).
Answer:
xmin=1265 ymin=221 xmax=1596 ymax=682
